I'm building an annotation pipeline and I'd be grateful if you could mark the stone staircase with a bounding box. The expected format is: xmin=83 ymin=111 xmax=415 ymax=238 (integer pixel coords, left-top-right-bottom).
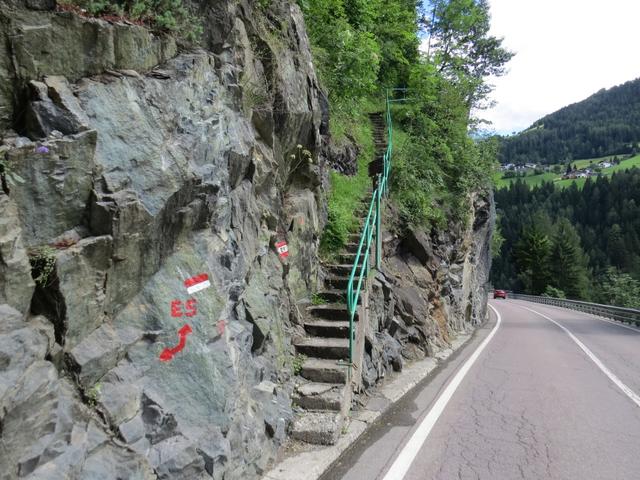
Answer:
xmin=290 ymin=113 xmax=387 ymax=445
xmin=368 ymin=112 xmax=387 ymax=179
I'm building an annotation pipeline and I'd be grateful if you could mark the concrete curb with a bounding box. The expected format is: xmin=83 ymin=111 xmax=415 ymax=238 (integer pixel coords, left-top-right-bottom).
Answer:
xmin=262 ymin=333 xmax=472 ymax=480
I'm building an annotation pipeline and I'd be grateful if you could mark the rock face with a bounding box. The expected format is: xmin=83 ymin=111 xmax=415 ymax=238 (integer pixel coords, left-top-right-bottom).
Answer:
xmin=0 ymin=0 xmax=494 ymax=477
xmin=0 ymin=1 xmax=326 ymax=478
xmin=362 ymin=193 xmax=494 ymax=387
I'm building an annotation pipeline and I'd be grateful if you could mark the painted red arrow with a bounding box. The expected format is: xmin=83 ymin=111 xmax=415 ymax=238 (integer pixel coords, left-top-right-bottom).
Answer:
xmin=159 ymin=324 xmax=193 ymax=362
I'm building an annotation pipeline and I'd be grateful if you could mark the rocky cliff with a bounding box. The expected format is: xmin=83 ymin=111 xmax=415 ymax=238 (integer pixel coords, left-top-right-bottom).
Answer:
xmin=1 ymin=1 xmax=327 ymax=478
xmin=0 ymin=1 xmax=493 ymax=479
xmin=363 ymin=193 xmax=494 ymax=388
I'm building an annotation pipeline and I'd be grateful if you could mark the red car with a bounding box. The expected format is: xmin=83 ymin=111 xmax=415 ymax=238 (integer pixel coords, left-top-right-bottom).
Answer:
xmin=493 ymin=289 xmax=507 ymax=299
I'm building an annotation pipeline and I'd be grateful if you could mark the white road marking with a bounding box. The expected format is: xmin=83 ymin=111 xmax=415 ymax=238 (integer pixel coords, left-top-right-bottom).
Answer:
xmin=520 ymin=301 xmax=640 ymax=334
xmin=381 ymin=304 xmax=503 ymax=480
xmin=520 ymin=305 xmax=640 ymax=409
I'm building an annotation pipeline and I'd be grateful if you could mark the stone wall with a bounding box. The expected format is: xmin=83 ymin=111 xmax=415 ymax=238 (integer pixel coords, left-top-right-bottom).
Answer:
xmin=0 ymin=1 xmax=329 ymax=478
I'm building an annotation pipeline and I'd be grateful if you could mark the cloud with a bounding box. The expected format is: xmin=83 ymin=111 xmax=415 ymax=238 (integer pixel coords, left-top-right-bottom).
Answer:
xmin=478 ymin=0 xmax=640 ymax=133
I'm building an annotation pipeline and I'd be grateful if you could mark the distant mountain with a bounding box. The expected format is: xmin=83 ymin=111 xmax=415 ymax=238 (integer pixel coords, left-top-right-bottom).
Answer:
xmin=499 ymin=78 xmax=640 ymax=165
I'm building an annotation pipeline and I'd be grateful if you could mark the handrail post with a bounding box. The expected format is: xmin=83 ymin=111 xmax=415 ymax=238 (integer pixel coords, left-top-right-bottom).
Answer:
xmin=376 ymin=176 xmax=382 ymax=269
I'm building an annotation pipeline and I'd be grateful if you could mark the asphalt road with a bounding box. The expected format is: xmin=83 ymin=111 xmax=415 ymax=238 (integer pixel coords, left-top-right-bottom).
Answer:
xmin=321 ymin=299 xmax=640 ymax=480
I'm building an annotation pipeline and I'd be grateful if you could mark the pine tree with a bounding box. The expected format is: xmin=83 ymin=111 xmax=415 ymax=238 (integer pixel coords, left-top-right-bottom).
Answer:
xmin=514 ymin=225 xmax=551 ymax=295
xmin=607 ymin=223 xmax=626 ymax=269
xmin=549 ymin=218 xmax=590 ymax=299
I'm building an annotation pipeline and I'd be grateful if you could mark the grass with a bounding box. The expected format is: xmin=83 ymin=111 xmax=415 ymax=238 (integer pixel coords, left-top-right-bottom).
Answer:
xmin=319 ymin=98 xmax=379 ymax=258
xmin=495 ymin=154 xmax=640 ymax=190
xmin=311 ymin=293 xmax=327 ymax=305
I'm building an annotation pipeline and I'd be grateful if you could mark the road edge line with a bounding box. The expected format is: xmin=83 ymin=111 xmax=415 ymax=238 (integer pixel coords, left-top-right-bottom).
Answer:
xmin=514 ymin=300 xmax=640 ymax=334
xmin=519 ymin=304 xmax=640 ymax=409
xmin=380 ymin=304 xmax=503 ymax=480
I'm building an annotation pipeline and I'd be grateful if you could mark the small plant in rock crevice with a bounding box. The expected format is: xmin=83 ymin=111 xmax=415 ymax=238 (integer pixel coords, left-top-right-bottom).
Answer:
xmin=311 ymin=293 xmax=327 ymax=305
xmin=291 ymin=354 xmax=306 ymax=375
xmin=0 ymin=156 xmax=25 ymax=193
xmin=58 ymin=0 xmax=203 ymax=43
xmin=240 ymin=74 xmax=271 ymax=113
xmin=86 ymin=383 xmax=102 ymax=407
xmin=284 ymin=144 xmax=314 ymax=186
xmin=29 ymin=246 xmax=58 ymax=287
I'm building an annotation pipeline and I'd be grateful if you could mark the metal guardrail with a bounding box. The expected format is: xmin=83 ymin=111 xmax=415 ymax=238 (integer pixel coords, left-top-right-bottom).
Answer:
xmin=346 ymin=89 xmax=401 ymax=366
xmin=510 ymin=293 xmax=640 ymax=327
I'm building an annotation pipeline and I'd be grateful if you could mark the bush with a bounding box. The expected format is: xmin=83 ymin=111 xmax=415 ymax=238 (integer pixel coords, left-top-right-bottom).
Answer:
xmin=541 ymin=285 xmax=566 ymax=299
xmin=596 ymin=268 xmax=640 ymax=308
xmin=29 ymin=246 xmax=57 ymax=287
xmin=60 ymin=0 xmax=203 ymax=42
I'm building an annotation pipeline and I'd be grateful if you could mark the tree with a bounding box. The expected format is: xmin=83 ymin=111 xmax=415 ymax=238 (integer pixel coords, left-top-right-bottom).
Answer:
xmin=548 ymin=218 xmax=590 ymax=299
xmin=492 ymin=220 xmax=505 ymax=258
xmin=423 ymin=0 xmax=514 ymax=109
xmin=597 ymin=268 xmax=640 ymax=308
xmin=514 ymin=225 xmax=551 ymax=295
xmin=607 ymin=223 xmax=626 ymax=269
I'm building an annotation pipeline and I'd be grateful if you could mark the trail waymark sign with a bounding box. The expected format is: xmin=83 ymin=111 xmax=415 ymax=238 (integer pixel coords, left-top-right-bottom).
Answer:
xmin=275 ymin=241 xmax=289 ymax=258
xmin=159 ymin=324 xmax=193 ymax=362
xmin=184 ymin=273 xmax=210 ymax=294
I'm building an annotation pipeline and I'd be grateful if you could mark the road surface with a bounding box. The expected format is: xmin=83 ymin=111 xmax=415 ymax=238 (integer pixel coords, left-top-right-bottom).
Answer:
xmin=321 ymin=299 xmax=640 ymax=480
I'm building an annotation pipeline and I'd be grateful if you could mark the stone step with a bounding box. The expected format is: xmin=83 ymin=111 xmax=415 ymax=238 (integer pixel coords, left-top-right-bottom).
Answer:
xmin=304 ymin=319 xmax=350 ymax=337
xmin=326 ymin=263 xmax=361 ymax=276
xmin=343 ymin=243 xmax=361 ymax=254
xmin=294 ymin=337 xmax=349 ymax=360
xmin=324 ymin=275 xmax=351 ymax=290
xmin=300 ymin=358 xmax=349 ymax=383
xmin=290 ymin=412 xmax=342 ymax=445
xmin=337 ymin=252 xmax=361 ymax=264
xmin=315 ymin=289 xmax=362 ymax=305
xmin=307 ymin=303 xmax=357 ymax=321
xmin=293 ymin=382 xmax=345 ymax=411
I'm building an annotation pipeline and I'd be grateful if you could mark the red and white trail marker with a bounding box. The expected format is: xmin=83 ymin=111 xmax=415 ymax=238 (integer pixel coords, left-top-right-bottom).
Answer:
xmin=184 ymin=273 xmax=211 ymax=295
xmin=275 ymin=241 xmax=289 ymax=258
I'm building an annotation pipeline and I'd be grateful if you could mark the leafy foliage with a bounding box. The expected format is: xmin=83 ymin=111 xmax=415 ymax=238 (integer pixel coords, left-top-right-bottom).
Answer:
xmin=61 ymin=0 xmax=203 ymax=42
xmin=319 ymin=124 xmax=373 ymax=255
xmin=291 ymin=354 xmax=307 ymax=375
xmin=29 ymin=246 xmax=57 ymax=287
xmin=423 ymin=0 xmax=514 ymax=109
xmin=541 ymin=285 xmax=565 ymax=299
xmin=596 ymin=268 xmax=640 ymax=309
xmin=301 ymin=0 xmax=511 ymax=237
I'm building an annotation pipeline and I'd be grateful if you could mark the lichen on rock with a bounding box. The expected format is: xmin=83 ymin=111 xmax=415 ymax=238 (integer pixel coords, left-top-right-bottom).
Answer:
xmin=0 ymin=0 xmax=327 ymax=478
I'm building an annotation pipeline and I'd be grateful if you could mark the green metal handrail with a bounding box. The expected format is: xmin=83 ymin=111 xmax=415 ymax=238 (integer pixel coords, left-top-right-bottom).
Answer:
xmin=346 ymin=89 xmax=395 ymax=367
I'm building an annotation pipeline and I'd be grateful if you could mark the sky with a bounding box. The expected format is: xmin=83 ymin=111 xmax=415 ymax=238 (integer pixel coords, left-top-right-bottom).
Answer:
xmin=434 ymin=0 xmax=640 ymax=134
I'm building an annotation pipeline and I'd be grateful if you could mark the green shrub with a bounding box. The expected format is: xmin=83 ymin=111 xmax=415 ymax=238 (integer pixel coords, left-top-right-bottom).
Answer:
xmin=29 ymin=246 xmax=57 ymax=287
xmin=292 ymin=354 xmax=306 ymax=375
xmin=61 ymin=0 xmax=203 ymax=42
xmin=542 ymin=285 xmax=566 ymax=299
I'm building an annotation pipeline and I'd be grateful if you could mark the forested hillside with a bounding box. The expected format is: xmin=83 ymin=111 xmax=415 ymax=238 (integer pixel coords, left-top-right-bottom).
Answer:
xmin=499 ymin=78 xmax=640 ymax=165
xmin=298 ymin=0 xmax=512 ymax=238
xmin=492 ymin=168 xmax=640 ymax=308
